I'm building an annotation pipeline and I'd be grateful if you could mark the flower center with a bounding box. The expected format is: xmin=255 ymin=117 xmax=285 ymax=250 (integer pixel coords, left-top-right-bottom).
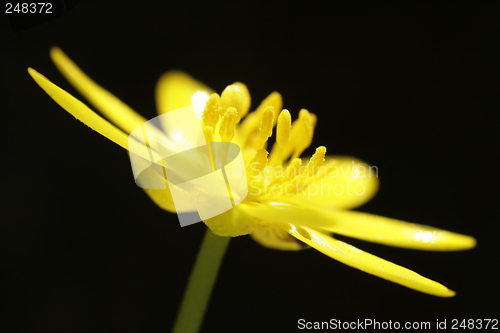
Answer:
xmin=199 ymin=84 xmax=327 ymax=204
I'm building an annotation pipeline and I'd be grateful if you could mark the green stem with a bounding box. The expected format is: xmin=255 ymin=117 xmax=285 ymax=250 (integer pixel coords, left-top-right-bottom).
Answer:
xmin=171 ymin=229 xmax=231 ymax=333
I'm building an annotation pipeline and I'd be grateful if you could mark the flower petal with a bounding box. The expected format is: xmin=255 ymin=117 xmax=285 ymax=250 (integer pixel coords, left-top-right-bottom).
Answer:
xmin=50 ymin=47 xmax=148 ymax=135
xmin=241 ymin=201 xmax=476 ymax=251
xmin=282 ymin=223 xmax=456 ymax=297
xmin=251 ymin=223 xmax=308 ymax=251
xmin=155 ymin=71 xmax=213 ymax=115
xmin=28 ymin=67 xmax=131 ymax=151
xmin=29 ymin=67 xmax=178 ymax=211
xmin=276 ymin=156 xmax=379 ymax=210
xmin=203 ymin=204 xmax=259 ymax=237
xmin=29 ymin=67 xmax=165 ymax=167
xmin=143 ymin=189 xmax=177 ymax=212
xmin=312 ymin=209 xmax=477 ymax=251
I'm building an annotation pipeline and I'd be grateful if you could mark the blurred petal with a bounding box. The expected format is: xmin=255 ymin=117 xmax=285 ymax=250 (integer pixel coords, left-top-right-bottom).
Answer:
xmin=279 ymin=156 xmax=379 ymax=210
xmin=156 ymin=71 xmax=213 ymax=115
xmin=241 ymin=201 xmax=476 ymax=251
xmin=50 ymin=47 xmax=147 ymax=134
xmin=283 ymin=223 xmax=456 ymax=297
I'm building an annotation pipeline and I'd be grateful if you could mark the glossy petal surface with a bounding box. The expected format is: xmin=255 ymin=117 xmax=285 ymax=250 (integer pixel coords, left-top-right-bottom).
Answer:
xmin=283 ymin=223 xmax=456 ymax=297
xmin=276 ymin=156 xmax=379 ymax=210
xmin=28 ymin=67 xmax=131 ymax=151
xmin=242 ymin=201 xmax=476 ymax=251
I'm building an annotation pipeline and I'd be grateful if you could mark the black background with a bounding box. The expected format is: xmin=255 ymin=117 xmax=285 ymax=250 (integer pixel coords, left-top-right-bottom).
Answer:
xmin=1 ymin=1 xmax=499 ymax=332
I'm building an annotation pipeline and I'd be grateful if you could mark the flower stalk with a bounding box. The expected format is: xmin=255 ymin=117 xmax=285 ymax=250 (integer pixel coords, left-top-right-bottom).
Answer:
xmin=171 ymin=229 xmax=231 ymax=333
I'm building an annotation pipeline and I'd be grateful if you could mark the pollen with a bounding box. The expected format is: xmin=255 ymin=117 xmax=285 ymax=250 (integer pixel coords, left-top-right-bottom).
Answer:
xmin=219 ymin=107 xmax=238 ymax=142
xmin=239 ymin=91 xmax=282 ymax=144
xmin=247 ymin=149 xmax=269 ymax=178
xmin=202 ymin=93 xmax=222 ymax=128
xmin=307 ymin=146 xmax=326 ymax=177
xmin=285 ymin=158 xmax=302 ymax=181
xmin=257 ymin=106 xmax=275 ymax=148
xmin=203 ymin=125 xmax=214 ymax=143
xmin=257 ymin=91 xmax=282 ymax=124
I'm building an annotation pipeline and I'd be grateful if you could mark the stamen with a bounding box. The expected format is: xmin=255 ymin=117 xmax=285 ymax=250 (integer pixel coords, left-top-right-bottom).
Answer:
xmin=257 ymin=106 xmax=275 ymax=148
xmin=202 ymin=93 xmax=222 ymax=128
xmin=285 ymin=109 xmax=315 ymax=160
xmin=220 ymin=83 xmax=251 ymax=122
xmin=219 ymin=107 xmax=238 ymax=142
xmin=268 ymin=109 xmax=291 ymax=166
xmin=203 ymin=125 xmax=214 ymax=143
xmin=257 ymin=92 xmax=283 ymax=124
xmin=309 ymin=112 xmax=317 ymax=128
xmin=247 ymin=149 xmax=269 ymax=178
xmin=307 ymin=146 xmax=326 ymax=177
xmin=280 ymin=175 xmax=301 ymax=196
xmin=203 ymin=125 xmax=215 ymax=171
xmin=285 ymin=158 xmax=302 ymax=181
xmin=238 ymin=91 xmax=282 ymax=143
xmin=276 ymin=109 xmax=291 ymax=147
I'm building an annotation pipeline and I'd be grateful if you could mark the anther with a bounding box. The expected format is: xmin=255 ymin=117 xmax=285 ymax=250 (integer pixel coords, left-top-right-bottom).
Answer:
xmin=257 ymin=106 xmax=275 ymax=148
xmin=202 ymin=93 xmax=222 ymax=128
xmin=219 ymin=107 xmax=238 ymax=142
xmin=276 ymin=109 xmax=291 ymax=148
xmin=247 ymin=149 xmax=269 ymax=178
xmin=285 ymin=158 xmax=302 ymax=181
xmin=307 ymin=146 xmax=326 ymax=177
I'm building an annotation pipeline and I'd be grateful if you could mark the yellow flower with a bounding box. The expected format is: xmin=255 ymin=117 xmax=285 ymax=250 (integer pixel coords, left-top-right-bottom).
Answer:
xmin=29 ymin=47 xmax=476 ymax=298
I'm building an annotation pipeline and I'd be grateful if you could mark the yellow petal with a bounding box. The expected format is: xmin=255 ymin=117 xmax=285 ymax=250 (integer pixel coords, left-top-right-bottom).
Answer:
xmin=241 ymin=201 xmax=476 ymax=251
xmin=280 ymin=156 xmax=379 ymax=210
xmin=29 ymin=67 xmax=176 ymax=212
xmin=50 ymin=47 xmax=148 ymax=135
xmin=251 ymin=223 xmax=308 ymax=251
xmin=203 ymin=204 xmax=259 ymax=237
xmin=283 ymin=223 xmax=456 ymax=297
xmin=28 ymin=67 xmax=131 ymax=151
xmin=143 ymin=189 xmax=177 ymax=212
xmin=314 ymin=210 xmax=477 ymax=251
xmin=156 ymin=71 xmax=213 ymax=114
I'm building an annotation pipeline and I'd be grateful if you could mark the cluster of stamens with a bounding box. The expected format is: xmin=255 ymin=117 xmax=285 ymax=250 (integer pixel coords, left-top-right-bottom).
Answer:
xmin=200 ymin=83 xmax=328 ymax=202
